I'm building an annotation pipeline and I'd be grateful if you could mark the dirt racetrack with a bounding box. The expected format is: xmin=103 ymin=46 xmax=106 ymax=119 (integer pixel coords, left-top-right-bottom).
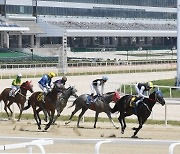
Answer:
xmin=0 ymin=119 xmax=180 ymax=154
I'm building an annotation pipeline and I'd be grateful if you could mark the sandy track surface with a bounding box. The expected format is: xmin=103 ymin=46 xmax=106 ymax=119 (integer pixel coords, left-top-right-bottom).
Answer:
xmin=0 ymin=120 xmax=180 ymax=154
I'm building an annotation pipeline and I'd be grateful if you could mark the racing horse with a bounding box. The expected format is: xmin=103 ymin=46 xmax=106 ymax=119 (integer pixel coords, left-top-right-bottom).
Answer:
xmin=65 ymin=91 xmax=120 ymax=128
xmin=111 ymin=90 xmax=165 ymax=138
xmin=23 ymin=86 xmax=78 ymax=130
xmin=52 ymin=86 xmax=78 ymax=124
xmin=0 ymin=81 xmax=33 ymax=121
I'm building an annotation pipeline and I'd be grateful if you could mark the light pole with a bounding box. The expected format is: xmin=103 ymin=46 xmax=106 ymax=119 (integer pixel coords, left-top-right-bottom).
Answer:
xmin=176 ymin=0 xmax=180 ymax=86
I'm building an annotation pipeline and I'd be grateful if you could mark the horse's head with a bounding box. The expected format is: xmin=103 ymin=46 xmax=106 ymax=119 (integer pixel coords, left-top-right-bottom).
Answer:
xmin=69 ymin=86 xmax=78 ymax=98
xmin=21 ymin=81 xmax=34 ymax=93
xmin=150 ymin=90 xmax=165 ymax=106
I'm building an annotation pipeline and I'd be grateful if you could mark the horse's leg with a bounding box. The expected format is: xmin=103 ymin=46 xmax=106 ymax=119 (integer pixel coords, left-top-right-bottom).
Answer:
xmin=3 ymin=101 xmax=10 ymax=118
xmin=118 ymin=113 xmax=126 ymax=134
xmin=33 ymin=108 xmax=41 ymax=130
xmin=77 ymin=107 xmax=88 ymax=128
xmin=7 ymin=101 xmax=13 ymax=117
xmin=36 ymin=107 xmax=43 ymax=125
xmin=42 ymin=108 xmax=48 ymax=122
xmin=44 ymin=110 xmax=55 ymax=130
xmin=65 ymin=106 xmax=82 ymax=125
xmin=94 ymin=112 xmax=99 ymax=128
xmin=132 ymin=116 xmax=146 ymax=138
xmin=106 ymin=111 xmax=119 ymax=129
xmin=17 ymin=103 xmax=24 ymax=121
xmin=52 ymin=109 xmax=63 ymax=125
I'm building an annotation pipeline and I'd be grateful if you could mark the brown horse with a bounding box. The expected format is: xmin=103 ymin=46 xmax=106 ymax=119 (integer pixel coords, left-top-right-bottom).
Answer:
xmin=23 ymin=86 xmax=78 ymax=130
xmin=0 ymin=81 xmax=33 ymax=121
xmin=65 ymin=91 xmax=120 ymax=128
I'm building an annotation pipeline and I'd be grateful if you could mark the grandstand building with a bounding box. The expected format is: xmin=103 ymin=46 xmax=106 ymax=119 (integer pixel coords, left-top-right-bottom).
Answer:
xmin=0 ymin=0 xmax=178 ymax=51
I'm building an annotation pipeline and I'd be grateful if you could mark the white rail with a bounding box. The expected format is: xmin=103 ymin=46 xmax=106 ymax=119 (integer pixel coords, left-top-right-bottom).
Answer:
xmin=0 ymin=139 xmax=53 ymax=154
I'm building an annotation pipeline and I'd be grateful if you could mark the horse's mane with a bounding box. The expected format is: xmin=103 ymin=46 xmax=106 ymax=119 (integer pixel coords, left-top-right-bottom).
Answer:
xmin=105 ymin=92 xmax=115 ymax=95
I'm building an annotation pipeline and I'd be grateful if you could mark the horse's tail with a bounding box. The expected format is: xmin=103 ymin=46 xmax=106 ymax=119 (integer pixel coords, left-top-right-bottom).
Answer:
xmin=111 ymin=95 xmax=128 ymax=113
xmin=68 ymin=99 xmax=77 ymax=108
xmin=23 ymin=99 xmax=31 ymax=110
xmin=111 ymin=99 xmax=120 ymax=113
xmin=0 ymin=93 xmax=2 ymax=102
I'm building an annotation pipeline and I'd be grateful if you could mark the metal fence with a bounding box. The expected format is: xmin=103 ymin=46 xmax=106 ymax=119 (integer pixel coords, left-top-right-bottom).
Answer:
xmin=0 ymin=60 xmax=177 ymax=78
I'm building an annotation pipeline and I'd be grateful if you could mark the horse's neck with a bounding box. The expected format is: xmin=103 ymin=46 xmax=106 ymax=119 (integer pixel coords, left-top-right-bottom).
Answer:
xmin=20 ymin=87 xmax=27 ymax=96
xmin=104 ymin=93 xmax=114 ymax=103
xmin=146 ymin=93 xmax=156 ymax=109
xmin=62 ymin=89 xmax=71 ymax=101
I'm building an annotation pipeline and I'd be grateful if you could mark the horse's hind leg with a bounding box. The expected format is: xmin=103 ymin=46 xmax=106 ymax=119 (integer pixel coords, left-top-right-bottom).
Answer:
xmin=118 ymin=113 xmax=126 ymax=134
xmin=65 ymin=106 xmax=81 ymax=125
xmin=77 ymin=107 xmax=88 ymax=128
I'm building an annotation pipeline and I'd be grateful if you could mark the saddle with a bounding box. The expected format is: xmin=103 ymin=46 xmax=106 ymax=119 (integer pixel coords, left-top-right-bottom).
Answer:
xmin=86 ymin=95 xmax=99 ymax=105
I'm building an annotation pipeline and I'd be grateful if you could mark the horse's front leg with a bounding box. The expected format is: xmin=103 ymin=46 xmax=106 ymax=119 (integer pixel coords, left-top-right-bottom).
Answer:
xmin=52 ymin=108 xmax=63 ymax=124
xmin=105 ymin=110 xmax=119 ymax=129
xmin=132 ymin=117 xmax=144 ymax=138
xmin=17 ymin=104 xmax=24 ymax=121
xmin=44 ymin=110 xmax=55 ymax=130
xmin=7 ymin=101 xmax=13 ymax=118
xmin=94 ymin=112 xmax=99 ymax=128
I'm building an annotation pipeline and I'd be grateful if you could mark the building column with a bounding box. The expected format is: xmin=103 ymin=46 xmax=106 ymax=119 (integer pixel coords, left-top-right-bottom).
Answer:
xmin=18 ymin=34 xmax=22 ymax=48
xmin=36 ymin=37 xmax=40 ymax=47
xmin=0 ymin=32 xmax=3 ymax=47
xmin=30 ymin=35 xmax=34 ymax=47
xmin=4 ymin=32 xmax=9 ymax=48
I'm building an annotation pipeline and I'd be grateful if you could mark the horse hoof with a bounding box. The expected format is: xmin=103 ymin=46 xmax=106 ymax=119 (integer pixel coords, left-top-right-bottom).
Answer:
xmin=132 ymin=127 xmax=136 ymax=130
xmin=131 ymin=135 xmax=138 ymax=138
xmin=121 ymin=131 xmax=124 ymax=134
xmin=116 ymin=126 xmax=119 ymax=129
xmin=38 ymin=127 xmax=41 ymax=130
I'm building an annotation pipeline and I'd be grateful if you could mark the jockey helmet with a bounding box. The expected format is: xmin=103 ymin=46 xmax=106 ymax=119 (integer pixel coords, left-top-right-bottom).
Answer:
xmin=48 ymin=72 xmax=56 ymax=78
xmin=17 ymin=73 xmax=22 ymax=77
xmin=102 ymin=76 xmax=108 ymax=81
xmin=148 ymin=81 xmax=153 ymax=88
xmin=62 ymin=76 xmax=67 ymax=82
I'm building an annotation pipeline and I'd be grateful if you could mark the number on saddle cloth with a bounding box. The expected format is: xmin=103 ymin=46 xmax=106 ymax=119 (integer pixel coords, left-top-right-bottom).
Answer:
xmin=9 ymin=89 xmax=20 ymax=97
xmin=37 ymin=92 xmax=45 ymax=102
xmin=129 ymin=96 xmax=136 ymax=107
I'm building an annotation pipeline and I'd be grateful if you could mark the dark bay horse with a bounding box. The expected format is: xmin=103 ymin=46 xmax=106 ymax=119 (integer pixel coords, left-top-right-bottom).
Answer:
xmin=111 ymin=90 xmax=165 ymax=138
xmin=65 ymin=91 xmax=120 ymax=128
xmin=53 ymin=86 xmax=78 ymax=124
xmin=0 ymin=81 xmax=33 ymax=121
xmin=23 ymin=86 xmax=78 ymax=130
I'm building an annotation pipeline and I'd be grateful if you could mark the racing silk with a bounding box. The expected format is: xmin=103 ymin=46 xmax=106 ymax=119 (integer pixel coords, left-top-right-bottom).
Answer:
xmin=92 ymin=79 xmax=105 ymax=95
xmin=38 ymin=74 xmax=51 ymax=87
xmin=135 ymin=83 xmax=149 ymax=98
xmin=12 ymin=78 xmax=22 ymax=86
xmin=92 ymin=79 xmax=104 ymax=86
xmin=54 ymin=79 xmax=65 ymax=92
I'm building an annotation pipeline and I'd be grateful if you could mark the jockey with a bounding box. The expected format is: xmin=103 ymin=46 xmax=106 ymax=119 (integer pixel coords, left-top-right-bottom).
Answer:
xmin=54 ymin=76 xmax=67 ymax=93
xmin=89 ymin=75 xmax=108 ymax=103
xmin=38 ymin=72 xmax=56 ymax=94
xmin=133 ymin=81 xmax=154 ymax=107
xmin=11 ymin=73 xmax=22 ymax=97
